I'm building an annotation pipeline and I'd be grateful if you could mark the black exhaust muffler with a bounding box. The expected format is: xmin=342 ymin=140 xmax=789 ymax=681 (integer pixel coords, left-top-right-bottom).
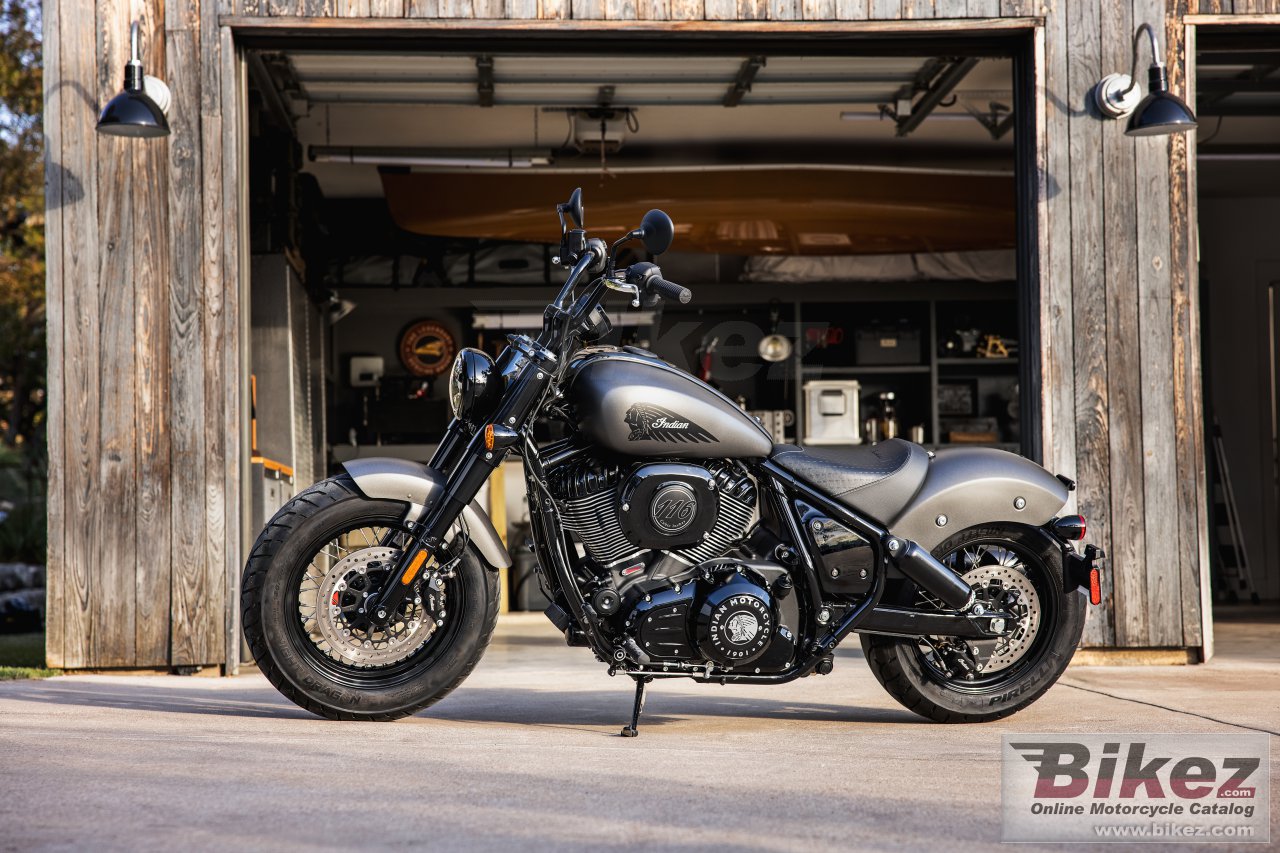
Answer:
xmin=883 ymin=536 xmax=974 ymax=610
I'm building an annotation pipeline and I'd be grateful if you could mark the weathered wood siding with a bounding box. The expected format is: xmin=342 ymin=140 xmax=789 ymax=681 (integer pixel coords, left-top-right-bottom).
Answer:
xmin=44 ymin=0 xmax=242 ymax=669
xmin=47 ymin=0 xmax=1261 ymax=665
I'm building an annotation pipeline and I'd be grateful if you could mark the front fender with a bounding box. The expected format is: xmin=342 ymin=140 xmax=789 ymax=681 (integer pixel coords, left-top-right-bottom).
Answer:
xmin=341 ymin=457 xmax=512 ymax=569
xmin=888 ymin=447 xmax=1069 ymax=552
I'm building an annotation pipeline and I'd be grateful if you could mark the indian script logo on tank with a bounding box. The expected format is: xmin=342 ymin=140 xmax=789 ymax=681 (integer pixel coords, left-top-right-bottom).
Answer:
xmin=624 ymin=404 xmax=716 ymax=444
xmin=1001 ymin=734 xmax=1269 ymax=843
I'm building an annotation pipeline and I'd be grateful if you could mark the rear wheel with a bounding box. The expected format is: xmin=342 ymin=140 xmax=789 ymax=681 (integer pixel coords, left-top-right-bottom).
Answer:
xmin=860 ymin=523 xmax=1085 ymax=723
xmin=242 ymin=475 xmax=500 ymax=721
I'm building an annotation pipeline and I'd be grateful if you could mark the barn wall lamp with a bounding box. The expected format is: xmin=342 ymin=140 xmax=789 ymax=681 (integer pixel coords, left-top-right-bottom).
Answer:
xmin=1092 ymin=23 xmax=1198 ymax=137
xmin=96 ymin=22 xmax=171 ymax=138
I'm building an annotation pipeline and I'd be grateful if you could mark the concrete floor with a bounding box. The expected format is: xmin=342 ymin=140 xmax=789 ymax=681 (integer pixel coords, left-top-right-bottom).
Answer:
xmin=1 ymin=611 xmax=1276 ymax=852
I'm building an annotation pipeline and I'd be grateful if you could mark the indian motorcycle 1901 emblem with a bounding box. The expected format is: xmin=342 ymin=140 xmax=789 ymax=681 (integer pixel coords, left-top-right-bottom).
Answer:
xmin=624 ymin=404 xmax=716 ymax=444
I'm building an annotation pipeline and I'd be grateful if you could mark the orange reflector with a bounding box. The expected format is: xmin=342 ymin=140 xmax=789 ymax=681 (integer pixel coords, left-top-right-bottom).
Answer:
xmin=401 ymin=550 xmax=430 ymax=585
xmin=1089 ymin=567 xmax=1102 ymax=606
xmin=484 ymin=424 xmax=495 ymax=451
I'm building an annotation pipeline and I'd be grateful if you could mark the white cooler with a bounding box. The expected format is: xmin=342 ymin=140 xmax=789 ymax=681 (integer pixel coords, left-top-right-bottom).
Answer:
xmin=802 ymin=380 xmax=862 ymax=445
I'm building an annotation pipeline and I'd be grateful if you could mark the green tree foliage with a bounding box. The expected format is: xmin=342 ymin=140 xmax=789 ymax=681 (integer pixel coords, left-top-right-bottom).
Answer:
xmin=0 ymin=0 xmax=44 ymax=459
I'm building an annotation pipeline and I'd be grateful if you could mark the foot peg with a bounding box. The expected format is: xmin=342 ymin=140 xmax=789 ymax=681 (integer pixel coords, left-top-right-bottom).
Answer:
xmin=620 ymin=676 xmax=652 ymax=738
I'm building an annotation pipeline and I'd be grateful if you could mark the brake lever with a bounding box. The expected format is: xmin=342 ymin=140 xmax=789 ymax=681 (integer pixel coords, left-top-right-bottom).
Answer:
xmin=604 ymin=277 xmax=642 ymax=308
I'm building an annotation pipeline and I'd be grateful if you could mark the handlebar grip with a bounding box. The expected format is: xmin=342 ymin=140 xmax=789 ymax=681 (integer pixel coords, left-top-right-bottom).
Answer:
xmin=650 ymin=276 xmax=692 ymax=304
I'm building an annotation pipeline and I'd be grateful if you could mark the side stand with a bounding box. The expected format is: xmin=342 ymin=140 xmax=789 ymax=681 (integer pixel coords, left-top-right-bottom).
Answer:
xmin=620 ymin=676 xmax=652 ymax=738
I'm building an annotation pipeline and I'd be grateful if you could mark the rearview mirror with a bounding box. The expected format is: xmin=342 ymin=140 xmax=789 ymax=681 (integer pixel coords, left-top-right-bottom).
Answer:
xmin=638 ymin=209 xmax=674 ymax=256
xmin=564 ymin=187 xmax=584 ymax=228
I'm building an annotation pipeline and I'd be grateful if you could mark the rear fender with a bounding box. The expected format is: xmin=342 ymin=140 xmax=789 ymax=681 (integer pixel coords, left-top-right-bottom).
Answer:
xmin=888 ymin=447 xmax=1069 ymax=552
xmin=341 ymin=457 xmax=512 ymax=569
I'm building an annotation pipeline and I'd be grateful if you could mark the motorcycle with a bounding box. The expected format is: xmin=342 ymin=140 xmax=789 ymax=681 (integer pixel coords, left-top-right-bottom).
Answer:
xmin=242 ymin=188 xmax=1106 ymax=735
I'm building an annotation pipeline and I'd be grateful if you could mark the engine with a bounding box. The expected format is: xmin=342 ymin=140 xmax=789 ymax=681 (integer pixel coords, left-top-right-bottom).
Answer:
xmin=548 ymin=456 xmax=796 ymax=672
xmin=549 ymin=457 xmax=757 ymax=569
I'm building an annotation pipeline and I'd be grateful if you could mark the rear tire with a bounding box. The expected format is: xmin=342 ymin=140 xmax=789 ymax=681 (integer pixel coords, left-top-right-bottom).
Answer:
xmin=242 ymin=475 xmax=500 ymax=721
xmin=860 ymin=523 xmax=1085 ymax=723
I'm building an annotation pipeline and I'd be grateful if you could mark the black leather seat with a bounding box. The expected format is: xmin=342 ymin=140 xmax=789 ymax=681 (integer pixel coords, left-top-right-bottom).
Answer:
xmin=770 ymin=438 xmax=930 ymax=523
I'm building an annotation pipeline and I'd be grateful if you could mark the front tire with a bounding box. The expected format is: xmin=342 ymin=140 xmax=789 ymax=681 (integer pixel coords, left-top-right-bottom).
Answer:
xmin=860 ymin=523 xmax=1086 ymax=723
xmin=242 ymin=475 xmax=500 ymax=721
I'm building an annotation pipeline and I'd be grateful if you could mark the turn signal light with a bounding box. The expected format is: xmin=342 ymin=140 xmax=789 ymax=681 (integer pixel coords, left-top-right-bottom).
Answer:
xmin=1053 ymin=515 xmax=1087 ymax=541
xmin=1089 ymin=567 xmax=1102 ymax=605
xmin=401 ymin=550 xmax=430 ymax=585
xmin=484 ymin=424 xmax=495 ymax=451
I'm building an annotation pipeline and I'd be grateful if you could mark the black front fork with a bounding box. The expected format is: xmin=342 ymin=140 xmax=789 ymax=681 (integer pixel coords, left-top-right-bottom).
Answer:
xmin=368 ymin=347 xmax=555 ymax=625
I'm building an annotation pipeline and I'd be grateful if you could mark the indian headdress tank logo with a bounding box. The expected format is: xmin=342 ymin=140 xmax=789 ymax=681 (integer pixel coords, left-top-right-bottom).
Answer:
xmin=625 ymin=404 xmax=716 ymax=444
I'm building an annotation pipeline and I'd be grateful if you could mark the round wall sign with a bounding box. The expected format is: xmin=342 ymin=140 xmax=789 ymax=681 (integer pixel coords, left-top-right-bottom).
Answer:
xmin=398 ymin=320 xmax=456 ymax=377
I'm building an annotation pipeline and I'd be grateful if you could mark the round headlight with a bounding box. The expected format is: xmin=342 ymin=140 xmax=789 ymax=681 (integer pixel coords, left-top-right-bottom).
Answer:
xmin=448 ymin=348 xmax=498 ymax=423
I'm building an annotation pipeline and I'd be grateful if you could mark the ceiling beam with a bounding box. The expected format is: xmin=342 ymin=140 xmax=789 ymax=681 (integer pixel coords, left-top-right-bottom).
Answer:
xmin=723 ymin=56 xmax=767 ymax=107
xmin=1196 ymin=103 xmax=1280 ymax=117
xmin=896 ymin=57 xmax=979 ymax=137
xmin=1197 ymin=73 xmax=1280 ymax=95
xmin=1197 ymin=51 xmax=1280 ymax=67
xmin=294 ymin=73 xmax=917 ymax=87
xmin=246 ymin=51 xmax=296 ymax=134
xmin=1197 ymin=61 xmax=1280 ymax=113
xmin=476 ymin=55 xmax=495 ymax=107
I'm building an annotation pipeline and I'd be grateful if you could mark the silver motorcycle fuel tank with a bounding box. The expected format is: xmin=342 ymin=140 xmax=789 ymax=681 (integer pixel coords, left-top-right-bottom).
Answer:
xmin=564 ymin=346 xmax=773 ymax=459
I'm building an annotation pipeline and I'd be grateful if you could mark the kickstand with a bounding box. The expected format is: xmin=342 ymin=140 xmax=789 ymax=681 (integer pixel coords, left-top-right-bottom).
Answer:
xmin=620 ymin=676 xmax=652 ymax=738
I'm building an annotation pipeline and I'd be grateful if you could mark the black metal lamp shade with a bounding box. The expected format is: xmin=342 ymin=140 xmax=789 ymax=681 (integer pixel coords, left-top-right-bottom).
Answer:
xmin=97 ymin=87 xmax=170 ymax=137
xmin=1125 ymin=65 xmax=1198 ymax=137
xmin=95 ymin=23 xmax=170 ymax=138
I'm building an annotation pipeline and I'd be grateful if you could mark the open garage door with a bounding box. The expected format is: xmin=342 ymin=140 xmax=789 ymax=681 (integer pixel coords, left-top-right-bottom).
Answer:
xmin=240 ymin=33 xmax=1035 ymax=612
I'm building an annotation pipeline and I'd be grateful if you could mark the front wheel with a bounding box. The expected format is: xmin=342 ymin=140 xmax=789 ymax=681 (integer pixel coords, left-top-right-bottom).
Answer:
xmin=242 ymin=475 xmax=500 ymax=721
xmin=860 ymin=523 xmax=1086 ymax=723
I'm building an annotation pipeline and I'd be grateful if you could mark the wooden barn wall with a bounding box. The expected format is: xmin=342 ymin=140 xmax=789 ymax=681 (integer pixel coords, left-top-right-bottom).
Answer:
xmin=44 ymin=0 xmax=242 ymax=669
xmin=48 ymin=0 xmax=1269 ymax=666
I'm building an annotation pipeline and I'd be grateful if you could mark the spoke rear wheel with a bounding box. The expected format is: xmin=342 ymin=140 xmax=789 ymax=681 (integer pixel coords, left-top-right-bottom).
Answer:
xmin=860 ymin=524 xmax=1086 ymax=723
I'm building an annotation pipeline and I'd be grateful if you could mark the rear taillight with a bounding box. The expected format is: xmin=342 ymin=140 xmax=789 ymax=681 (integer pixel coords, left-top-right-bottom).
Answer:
xmin=1053 ymin=515 xmax=1087 ymax=541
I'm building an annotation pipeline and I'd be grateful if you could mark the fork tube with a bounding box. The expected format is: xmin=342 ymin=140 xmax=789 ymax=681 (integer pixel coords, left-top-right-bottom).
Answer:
xmin=430 ymin=419 xmax=471 ymax=472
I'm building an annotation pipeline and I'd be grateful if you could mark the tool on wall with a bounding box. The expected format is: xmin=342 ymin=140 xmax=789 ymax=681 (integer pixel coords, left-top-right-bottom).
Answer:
xmin=1209 ymin=416 xmax=1260 ymax=605
xmin=696 ymin=334 xmax=719 ymax=384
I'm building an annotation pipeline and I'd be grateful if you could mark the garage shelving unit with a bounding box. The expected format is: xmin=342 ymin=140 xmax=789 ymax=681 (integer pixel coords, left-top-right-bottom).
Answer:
xmin=789 ymin=293 xmax=1021 ymax=453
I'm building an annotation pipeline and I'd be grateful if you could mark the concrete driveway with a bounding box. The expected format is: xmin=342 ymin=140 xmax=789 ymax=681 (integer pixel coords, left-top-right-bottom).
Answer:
xmin=1 ymin=612 xmax=1276 ymax=852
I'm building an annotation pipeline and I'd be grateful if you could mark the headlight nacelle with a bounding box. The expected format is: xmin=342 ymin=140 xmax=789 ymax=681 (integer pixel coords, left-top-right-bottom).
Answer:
xmin=448 ymin=348 xmax=500 ymax=424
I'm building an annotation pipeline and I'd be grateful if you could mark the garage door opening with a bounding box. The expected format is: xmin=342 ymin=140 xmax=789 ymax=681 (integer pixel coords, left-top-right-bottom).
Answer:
xmin=1195 ymin=26 xmax=1280 ymax=635
xmin=240 ymin=32 xmax=1037 ymax=612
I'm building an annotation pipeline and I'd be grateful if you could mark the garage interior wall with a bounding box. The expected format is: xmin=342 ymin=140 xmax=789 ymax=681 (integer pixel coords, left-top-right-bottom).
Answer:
xmin=1200 ymin=198 xmax=1280 ymax=602
xmin=43 ymin=0 xmax=1232 ymax=669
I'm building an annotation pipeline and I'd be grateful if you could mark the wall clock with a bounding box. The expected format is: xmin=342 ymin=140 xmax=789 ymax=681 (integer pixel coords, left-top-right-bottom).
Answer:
xmin=398 ymin=319 xmax=456 ymax=378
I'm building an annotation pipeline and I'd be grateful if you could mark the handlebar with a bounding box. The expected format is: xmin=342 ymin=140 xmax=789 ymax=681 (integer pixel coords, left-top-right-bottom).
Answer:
xmin=541 ymin=240 xmax=691 ymax=360
xmin=624 ymin=261 xmax=692 ymax=305
xmin=648 ymin=275 xmax=691 ymax=304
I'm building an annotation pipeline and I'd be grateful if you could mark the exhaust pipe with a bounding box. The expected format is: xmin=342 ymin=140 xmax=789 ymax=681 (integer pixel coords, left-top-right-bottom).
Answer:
xmin=884 ymin=536 xmax=975 ymax=610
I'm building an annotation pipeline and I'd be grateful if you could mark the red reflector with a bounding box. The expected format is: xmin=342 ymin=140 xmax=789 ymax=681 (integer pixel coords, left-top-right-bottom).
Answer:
xmin=1089 ymin=568 xmax=1102 ymax=606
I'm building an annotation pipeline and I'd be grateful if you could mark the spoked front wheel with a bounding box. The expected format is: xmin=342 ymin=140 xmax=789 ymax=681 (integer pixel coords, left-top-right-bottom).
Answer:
xmin=242 ymin=475 xmax=499 ymax=721
xmin=860 ymin=523 xmax=1086 ymax=723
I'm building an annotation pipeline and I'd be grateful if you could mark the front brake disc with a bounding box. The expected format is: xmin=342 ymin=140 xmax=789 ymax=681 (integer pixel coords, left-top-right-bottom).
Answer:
xmin=312 ymin=546 xmax=445 ymax=668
